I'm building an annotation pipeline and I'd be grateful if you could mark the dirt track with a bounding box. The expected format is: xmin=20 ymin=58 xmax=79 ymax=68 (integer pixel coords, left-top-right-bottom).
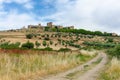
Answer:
xmin=36 ymin=52 xmax=107 ymax=80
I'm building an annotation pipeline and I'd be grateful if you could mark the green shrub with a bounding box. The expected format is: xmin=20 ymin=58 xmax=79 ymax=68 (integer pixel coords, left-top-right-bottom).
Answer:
xmin=21 ymin=41 xmax=34 ymax=49
xmin=69 ymin=43 xmax=81 ymax=48
xmin=107 ymin=45 xmax=120 ymax=58
xmin=62 ymin=42 xmax=65 ymax=45
xmin=44 ymin=27 xmax=50 ymax=31
xmin=50 ymin=41 xmax=53 ymax=45
xmin=58 ymin=48 xmax=71 ymax=53
xmin=43 ymin=40 xmax=47 ymax=47
xmin=44 ymin=37 xmax=50 ymax=40
xmin=107 ymin=38 xmax=113 ymax=43
xmin=83 ymin=41 xmax=115 ymax=48
xmin=0 ymin=42 xmax=21 ymax=49
xmin=26 ymin=34 xmax=33 ymax=39
xmin=43 ymin=47 xmax=53 ymax=51
xmin=35 ymin=41 xmax=40 ymax=48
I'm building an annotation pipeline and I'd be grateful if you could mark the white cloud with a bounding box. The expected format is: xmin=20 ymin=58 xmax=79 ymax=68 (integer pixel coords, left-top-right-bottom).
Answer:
xmin=0 ymin=10 xmax=40 ymax=30
xmin=0 ymin=0 xmax=35 ymax=30
xmin=23 ymin=2 xmax=34 ymax=9
xmin=43 ymin=0 xmax=120 ymax=34
xmin=0 ymin=0 xmax=31 ymax=4
xmin=0 ymin=0 xmax=120 ymax=34
xmin=0 ymin=0 xmax=34 ymax=9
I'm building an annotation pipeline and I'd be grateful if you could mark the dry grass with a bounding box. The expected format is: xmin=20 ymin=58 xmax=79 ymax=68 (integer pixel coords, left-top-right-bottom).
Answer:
xmin=0 ymin=51 xmax=96 ymax=80
xmin=99 ymin=58 xmax=120 ymax=80
xmin=80 ymin=49 xmax=97 ymax=57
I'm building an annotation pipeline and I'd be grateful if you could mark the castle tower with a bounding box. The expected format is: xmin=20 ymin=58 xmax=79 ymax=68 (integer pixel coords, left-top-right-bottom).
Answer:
xmin=38 ymin=23 xmax=41 ymax=27
xmin=47 ymin=22 xmax=53 ymax=28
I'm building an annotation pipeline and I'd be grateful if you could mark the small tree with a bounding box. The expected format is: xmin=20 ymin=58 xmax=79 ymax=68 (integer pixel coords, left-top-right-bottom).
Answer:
xmin=44 ymin=37 xmax=50 ymax=40
xmin=44 ymin=27 xmax=50 ymax=31
xmin=35 ymin=41 xmax=40 ymax=48
xmin=107 ymin=38 xmax=113 ymax=43
xmin=46 ymin=34 xmax=49 ymax=37
xmin=50 ymin=41 xmax=53 ymax=45
xmin=43 ymin=40 xmax=47 ymax=47
xmin=55 ymin=43 xmax=58 ymax=46
xmin=26 ymin=34 xmax=33 ymax=39
xmin=62 ymin=41 xmax=65 ymax=45
xmin=21 ymin=41 xmax=34 ymax=49
xmin=14 ymin=42 xmax=21 ymax=48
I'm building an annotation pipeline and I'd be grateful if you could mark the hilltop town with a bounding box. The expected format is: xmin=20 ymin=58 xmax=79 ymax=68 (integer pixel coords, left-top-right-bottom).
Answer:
xmin=28 ymin=22 xmax=74 ymax=30
xmin=6 ymin=22 xmax=74 ymax=33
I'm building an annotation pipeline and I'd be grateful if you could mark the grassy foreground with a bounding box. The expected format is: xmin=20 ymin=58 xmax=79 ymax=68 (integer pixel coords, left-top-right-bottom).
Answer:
xmin=99 ymin=58 xmax=120 ymax=80
xmin=0 ymin=50 xmax=96 ymax=80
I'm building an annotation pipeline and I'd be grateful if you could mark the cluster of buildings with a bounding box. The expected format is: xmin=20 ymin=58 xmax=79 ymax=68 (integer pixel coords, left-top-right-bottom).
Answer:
xmin=28 ymin=22 xmax=74 ymax=30
xmin=5 ymin=22 xmax=74 ymax=32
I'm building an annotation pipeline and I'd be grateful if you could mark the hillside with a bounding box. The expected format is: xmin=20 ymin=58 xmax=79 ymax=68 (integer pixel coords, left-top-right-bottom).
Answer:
xmin=0 ymin=24 xmax=120 ymax=80
xmin=0 ymin=26 xmax=120 ymax=51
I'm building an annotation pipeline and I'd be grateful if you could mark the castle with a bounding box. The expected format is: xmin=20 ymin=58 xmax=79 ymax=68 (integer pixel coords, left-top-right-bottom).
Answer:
xmin=6 ymin=22 xmax=74 ymax=32
xmin=28 ymin=22 xmax=74 ymax=30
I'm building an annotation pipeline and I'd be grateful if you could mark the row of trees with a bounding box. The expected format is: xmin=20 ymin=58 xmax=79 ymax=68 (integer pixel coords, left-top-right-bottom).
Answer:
xmin=0 ymin=42 xmax=21 ymax=49
xmin=50 ymin=28 xmax=115 ymax=36
xmin=0 ymin=41 xmax=73 ymax=52
xmin=0 ymin=40 xmax=54 ymax=49
xmin=0 ymin=41 xmax=34 ymax=49
xmin=58 ymin=39 xmax=81 ymax=48
xmin=26 ymin=33 xmax=81 ymax=49
xmin=83 ymin=41 xmax=115 ymax=48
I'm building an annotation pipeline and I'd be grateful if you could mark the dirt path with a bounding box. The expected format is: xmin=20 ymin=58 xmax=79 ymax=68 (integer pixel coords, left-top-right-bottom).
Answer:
xmin=75 ymin=53 xmax=107 ymax=80
xmin=37 ymin=52 xmax=108 ymax=80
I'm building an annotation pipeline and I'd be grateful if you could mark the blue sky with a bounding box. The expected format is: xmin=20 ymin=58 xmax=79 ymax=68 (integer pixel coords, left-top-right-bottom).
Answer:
xmin=0 ymin=0 xmax=120 ymax=34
